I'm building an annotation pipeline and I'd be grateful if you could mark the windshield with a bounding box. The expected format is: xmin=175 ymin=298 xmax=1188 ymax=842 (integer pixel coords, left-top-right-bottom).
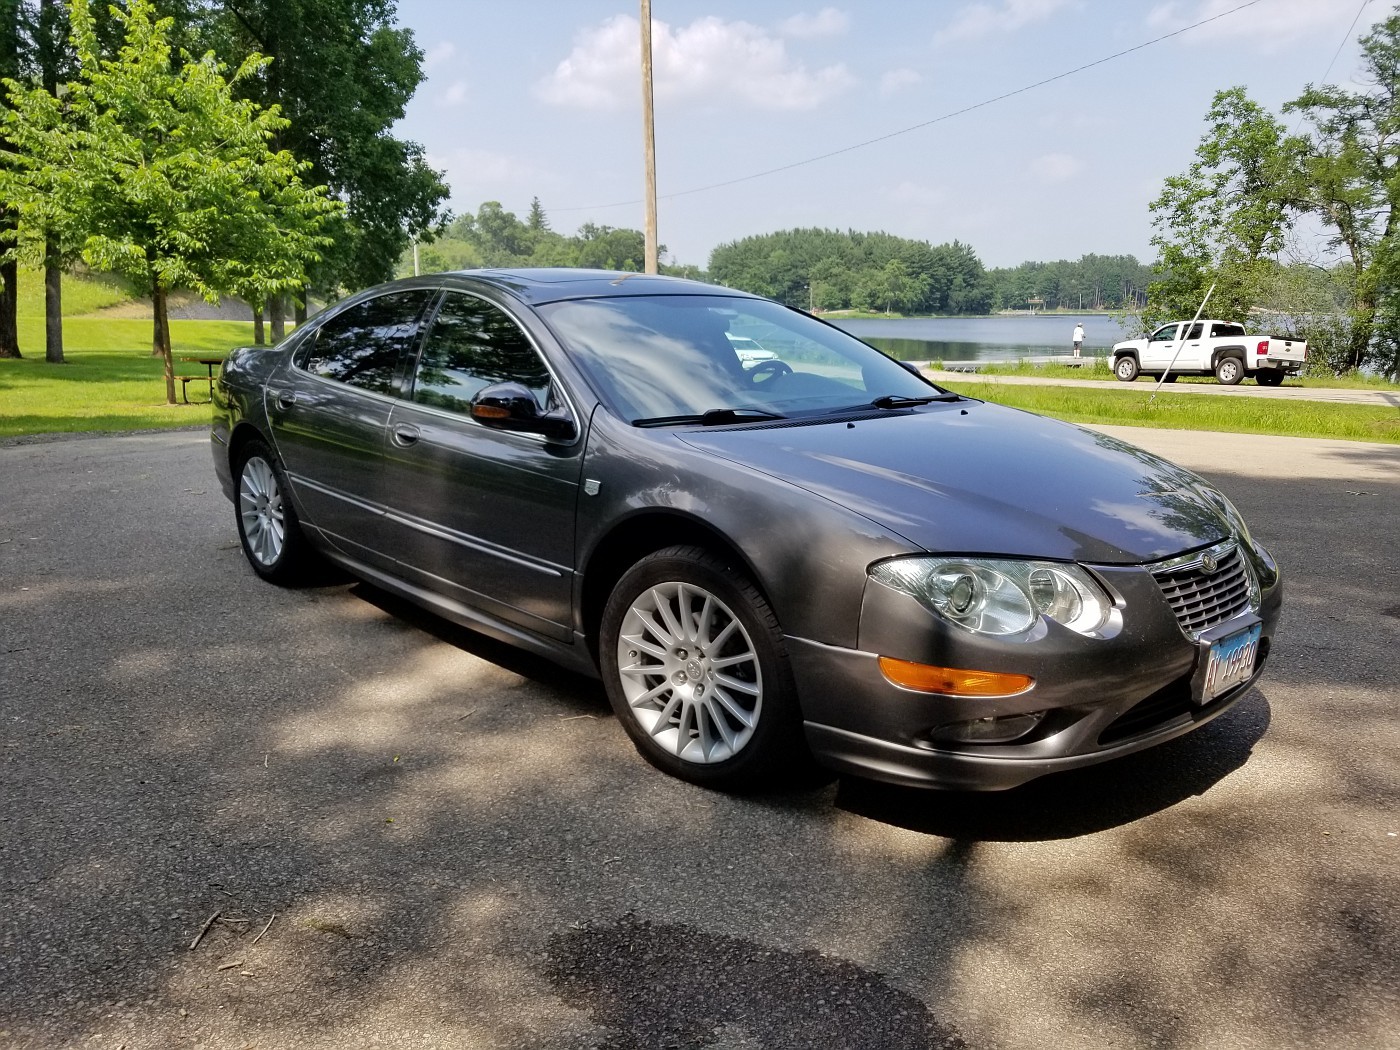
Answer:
xmin=536 ymin=295 xmax=938 ymax=423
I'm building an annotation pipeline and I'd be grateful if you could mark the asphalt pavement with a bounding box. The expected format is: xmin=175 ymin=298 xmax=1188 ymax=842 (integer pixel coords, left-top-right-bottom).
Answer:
xmin=1 ymin=427 xmax=1397 ymax=1050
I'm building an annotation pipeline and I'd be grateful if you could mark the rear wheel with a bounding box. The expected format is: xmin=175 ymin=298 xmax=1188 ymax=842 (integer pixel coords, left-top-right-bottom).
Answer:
xmin=1114 ymin=355 xmax=1139 ymax=382
xmin=600 ymin=545 xmax=806 ymax=789
xmin=1255 ymin=370 xmax=1284 ymax=386
xmin=1160 ymin=373 xmax=1178 ymax=383
xmin=235 ymin=438 xmax=312 ymax=584
xmin=1215 ymin=357 xmax=1244 ymax=385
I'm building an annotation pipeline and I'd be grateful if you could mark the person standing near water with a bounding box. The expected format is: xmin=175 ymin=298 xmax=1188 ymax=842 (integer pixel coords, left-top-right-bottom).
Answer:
xmin=1072 ymin=322 xmax=1085 ymax=358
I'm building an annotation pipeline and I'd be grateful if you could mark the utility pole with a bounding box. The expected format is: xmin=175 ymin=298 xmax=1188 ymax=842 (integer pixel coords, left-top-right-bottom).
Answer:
xmin=640 ymin=0 xmax=658 ymax=274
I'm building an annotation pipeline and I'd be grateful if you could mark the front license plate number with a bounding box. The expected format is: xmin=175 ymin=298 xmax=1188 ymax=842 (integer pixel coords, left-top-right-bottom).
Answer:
xmin=1201 ymin=624 xmax=1262 ymax=702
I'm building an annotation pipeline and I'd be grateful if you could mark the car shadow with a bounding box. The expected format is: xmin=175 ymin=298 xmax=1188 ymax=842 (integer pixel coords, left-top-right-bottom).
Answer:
xmin=833 ymin=688 xmax=1271 ymax=841
xmin=345 ymin=580 xmax=611 ymax=713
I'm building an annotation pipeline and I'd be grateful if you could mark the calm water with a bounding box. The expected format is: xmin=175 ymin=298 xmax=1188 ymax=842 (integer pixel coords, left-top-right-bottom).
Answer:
xmin=831 ymin=314 xmax=1130 ymax=363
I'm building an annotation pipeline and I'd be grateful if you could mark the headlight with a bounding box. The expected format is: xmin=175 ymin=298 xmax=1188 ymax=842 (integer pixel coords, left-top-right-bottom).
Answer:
xmin=870 ymin=557 xmax=1113 ymax=637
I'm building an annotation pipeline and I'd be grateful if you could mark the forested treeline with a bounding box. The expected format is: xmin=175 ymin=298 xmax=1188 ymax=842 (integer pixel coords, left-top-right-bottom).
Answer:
xmin=706 ymin=227 xmax=1150 ymax=315
xmin=403 ymin=198 xmax=704 ymax=279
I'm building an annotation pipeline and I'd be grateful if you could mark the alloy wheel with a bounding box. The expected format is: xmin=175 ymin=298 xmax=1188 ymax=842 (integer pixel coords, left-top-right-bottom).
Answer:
xmin=239 ymin=456 xmax=285 ymax=567
xmin=615 ymin=581 xmax=763 ymax=764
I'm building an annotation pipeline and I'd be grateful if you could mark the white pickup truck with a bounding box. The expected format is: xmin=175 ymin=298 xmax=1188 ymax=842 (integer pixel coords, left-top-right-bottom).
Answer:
xmin=1112 ymin=320 xmax=1307 ymax=386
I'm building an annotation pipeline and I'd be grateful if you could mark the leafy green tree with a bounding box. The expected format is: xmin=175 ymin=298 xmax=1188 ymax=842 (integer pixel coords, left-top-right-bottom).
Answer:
xmin=0 ymin=0 xmax=338 ymax=402
xmin=1285 ymin=12 xmax=1400 ymax=376
xmin=208 ymin=0 xmax=449 ymax=297
xmin=1146 ymin=87 xmax=1296 ymax=328
xmin=0 ymin=0 xmax=26 ymax=358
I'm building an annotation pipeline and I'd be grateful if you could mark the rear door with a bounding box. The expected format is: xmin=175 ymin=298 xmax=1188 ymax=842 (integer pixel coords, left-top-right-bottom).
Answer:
xmin=267 ymin=287 xmax=437 ymax=564
xmin=378 ymin=290 xmax=584 ymax=640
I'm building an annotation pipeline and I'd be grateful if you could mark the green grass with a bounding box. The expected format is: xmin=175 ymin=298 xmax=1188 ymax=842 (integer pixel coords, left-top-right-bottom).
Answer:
xmin=951 ymin=380 xmax=1400 ymax=444
xmin=0 ymin=319 xmax=258 ymax=438
xmin=967 ymin=357 xmax=1400 ymax=389
xmin=14 ymin=267 xmax=136 ymax=316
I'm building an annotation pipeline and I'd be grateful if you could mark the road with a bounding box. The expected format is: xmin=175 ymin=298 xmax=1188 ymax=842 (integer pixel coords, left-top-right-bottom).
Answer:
xmin=1 ymin=428 xmax=1397 ymax=1049
xmin=923 ymin=368 xmax=1400 ymax=407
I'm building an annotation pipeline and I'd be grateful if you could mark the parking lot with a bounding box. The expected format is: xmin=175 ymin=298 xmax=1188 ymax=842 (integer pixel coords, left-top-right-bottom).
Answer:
xmin=1 ymin=426 xmax=1397 ymax=1049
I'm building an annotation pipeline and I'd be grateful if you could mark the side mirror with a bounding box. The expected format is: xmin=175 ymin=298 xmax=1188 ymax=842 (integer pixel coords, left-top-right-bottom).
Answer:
xmin=470 ymin=381 xmax=577 ymax=441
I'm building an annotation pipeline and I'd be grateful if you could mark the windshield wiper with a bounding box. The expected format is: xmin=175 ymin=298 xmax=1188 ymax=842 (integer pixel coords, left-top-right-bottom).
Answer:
xmin=868 ymin=392 xmax=962 ymax=409
xmin=633 ymin=407 xmax=787 ymax=428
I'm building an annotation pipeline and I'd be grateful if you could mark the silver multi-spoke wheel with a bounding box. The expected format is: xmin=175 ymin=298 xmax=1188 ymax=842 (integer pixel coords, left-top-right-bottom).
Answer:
xmin=238 ymin=454 xmax=286 ymax=568
xmin=616 ymin=581 xmax=762 ymax=764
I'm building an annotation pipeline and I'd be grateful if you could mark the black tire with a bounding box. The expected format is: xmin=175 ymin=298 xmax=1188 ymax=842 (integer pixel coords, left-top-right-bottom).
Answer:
xmin=233 ymin=438 xmax=313 ymax=585
xmin=1214 ymin=356 xmax=1244 ymax=385
xmin=1160 ymin=373 xmax=1179 ymax=383
xmin=1255 ymin=370 xmax=1284 ymax=386
xmin=599 ymin=545 xmax=808 ymax=790
xmin=1114 ymin=355 xmax=1139 ymax=382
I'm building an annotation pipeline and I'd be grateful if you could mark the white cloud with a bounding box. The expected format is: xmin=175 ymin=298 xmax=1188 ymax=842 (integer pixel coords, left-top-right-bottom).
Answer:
xmin=1029 ymin=152 xmax=1084 ymax=182
xmin=536 ymin=14 xmax=855 ymax=112
xmin=424 ymin=42 xmax=457 ymax=69
xmin=879 ymin=68 xmax=923 ymax=96
xmin=441 ymin=81 xmax=469 ymax=107
xmin=779 ymin=8 xmax=850 ymax=39
xmin=1147 ymin=0 xmax=1349 ymax=48
xmin=934 ymin=0 xmax=1079 ymax=45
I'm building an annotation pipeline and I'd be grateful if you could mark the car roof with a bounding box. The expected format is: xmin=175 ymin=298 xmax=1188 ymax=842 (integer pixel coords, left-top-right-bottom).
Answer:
xmin=439 ymin=268 xmax=755 ymax=306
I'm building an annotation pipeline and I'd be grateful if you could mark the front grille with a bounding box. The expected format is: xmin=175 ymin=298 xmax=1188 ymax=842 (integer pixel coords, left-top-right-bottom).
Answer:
xmin=1149 ymin=541 xmax=1253 ymax=637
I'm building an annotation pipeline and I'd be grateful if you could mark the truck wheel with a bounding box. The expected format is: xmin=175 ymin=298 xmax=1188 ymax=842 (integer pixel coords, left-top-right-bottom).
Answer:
xmin=1114 ymin=355 xmax=1139 ymax=382
xmin=1255 ymin=371 xmax=1284 ymax=386
xmin=1214 ymin=357 xmax=1244 ymax=385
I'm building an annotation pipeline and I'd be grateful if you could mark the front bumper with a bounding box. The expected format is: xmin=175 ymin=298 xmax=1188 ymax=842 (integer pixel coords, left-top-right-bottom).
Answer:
xmin=790 ymin=555 xmax=1282 ymax=791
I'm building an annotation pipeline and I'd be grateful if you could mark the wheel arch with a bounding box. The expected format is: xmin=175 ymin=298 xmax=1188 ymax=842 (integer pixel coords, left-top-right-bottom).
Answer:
xmin=579 ymin=511 xmax=770 ymax=663
xmin=1212 ymin=345 xmax=1247 ymax=365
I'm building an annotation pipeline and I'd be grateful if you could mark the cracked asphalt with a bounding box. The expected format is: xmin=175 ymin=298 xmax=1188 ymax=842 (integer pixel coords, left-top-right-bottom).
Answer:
xmin=1 ymin=425 xmax=1397 ymax=1049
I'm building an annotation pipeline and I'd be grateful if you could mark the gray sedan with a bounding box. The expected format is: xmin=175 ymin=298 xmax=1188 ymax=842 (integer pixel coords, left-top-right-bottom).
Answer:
xmin=211 ymin=269 xmax=1281 ymax=791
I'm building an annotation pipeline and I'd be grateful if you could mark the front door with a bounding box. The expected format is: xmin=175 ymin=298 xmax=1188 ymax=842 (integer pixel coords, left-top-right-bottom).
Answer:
xmin=379 ymin=291 xmax=584 ymax=641
xmin=1139 ymin=322 xmax=1182 ymax=370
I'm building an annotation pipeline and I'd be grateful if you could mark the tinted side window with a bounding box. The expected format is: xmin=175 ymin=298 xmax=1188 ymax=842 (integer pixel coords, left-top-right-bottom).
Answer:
xmin=410 ymin=293 xmax=551 ymax=414
xmin=1211 ymin=323 xmax=1246 ymax=338
xmin=301 ymin=289 xmax=435 ymax=394
xmin=1185 ymin=323 xmax=1204 ymax=339
xmin=1150 ymin=324 xmax=1180 ymax=342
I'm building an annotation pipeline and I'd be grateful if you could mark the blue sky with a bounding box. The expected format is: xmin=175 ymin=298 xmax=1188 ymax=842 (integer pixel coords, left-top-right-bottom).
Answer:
xmin=392 ymin=0 xmax=1379 ymax=270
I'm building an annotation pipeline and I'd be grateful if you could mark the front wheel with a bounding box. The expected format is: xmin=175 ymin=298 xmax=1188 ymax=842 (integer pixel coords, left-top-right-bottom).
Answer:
xmin=599 ymin=545 xmax=807 ymax=790
xmin=1215 ymin=357 xmax=1244 ymax=385
xmin=234 ymin=438 xmax=313 ymax=584
xmin=1255 ymin=370 xmax=1284 ymax=386
xmin=1114 ymin=355 xmax=1139 ymax=382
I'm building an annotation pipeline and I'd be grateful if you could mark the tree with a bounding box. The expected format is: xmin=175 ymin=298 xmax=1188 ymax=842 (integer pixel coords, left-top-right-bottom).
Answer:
xmin=0 ymin=0 xmax=338 ymax=402
xmin=1146 ymin=87 xmax=1296 ymax=328
xmin=1285 ymin=12 xmax=1400 ymax=376
xmin=209 ymin=0 xmax=450 ymax=296
xmin=0 ymin=0 xmax=24 ymax=359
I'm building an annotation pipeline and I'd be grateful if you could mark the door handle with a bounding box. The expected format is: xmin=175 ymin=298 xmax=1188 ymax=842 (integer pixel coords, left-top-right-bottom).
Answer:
xmin=391 ymin=423 xmax=421 ymax=447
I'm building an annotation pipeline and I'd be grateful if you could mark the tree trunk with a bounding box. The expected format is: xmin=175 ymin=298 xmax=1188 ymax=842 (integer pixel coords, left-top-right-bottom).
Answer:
xmin=154 ymin=282 xmax=175 ymax=404
xmin=294 ymin=288 xmax=307 ymax=326
xmin=0 ymin=254 xmax=17 ymax=359
xmin=44 ymin=235 xmax=63 ymax=363
xmin=269 ymin=292 xmax=285 ymax=342
xmin=252 ymin=299 xmax=265 ymax=345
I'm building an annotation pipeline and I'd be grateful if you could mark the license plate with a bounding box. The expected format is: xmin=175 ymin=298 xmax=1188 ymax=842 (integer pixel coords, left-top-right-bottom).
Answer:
xmin=1201 ymin=624 xmax=1262 ymax=702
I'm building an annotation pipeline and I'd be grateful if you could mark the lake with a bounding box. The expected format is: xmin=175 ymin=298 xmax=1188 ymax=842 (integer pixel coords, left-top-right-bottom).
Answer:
xmin=830 ymin=314 xmax=1132 ymax=363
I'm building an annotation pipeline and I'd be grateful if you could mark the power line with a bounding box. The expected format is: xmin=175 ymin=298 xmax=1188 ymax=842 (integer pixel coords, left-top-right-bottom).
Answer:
xmin=555 ymin=0 xmax=1268 ymax=213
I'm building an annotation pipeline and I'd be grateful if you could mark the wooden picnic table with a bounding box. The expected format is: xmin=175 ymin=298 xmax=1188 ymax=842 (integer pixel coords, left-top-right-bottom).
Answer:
xmin=176 ymin=355 xmax=225 ymax=403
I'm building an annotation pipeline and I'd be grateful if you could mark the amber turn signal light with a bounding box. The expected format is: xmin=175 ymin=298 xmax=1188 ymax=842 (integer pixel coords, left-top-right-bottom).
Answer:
xmin=878 ymin=657 xmax=1034 ymax=697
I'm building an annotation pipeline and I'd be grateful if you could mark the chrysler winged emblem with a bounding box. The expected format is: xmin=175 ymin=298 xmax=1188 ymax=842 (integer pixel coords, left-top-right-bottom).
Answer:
xmin=1200 ymin=551 xmax=1219 ymax=575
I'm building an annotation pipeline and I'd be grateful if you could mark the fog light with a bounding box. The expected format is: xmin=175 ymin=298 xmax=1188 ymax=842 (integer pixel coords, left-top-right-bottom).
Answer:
xmin=878 ymin=657 xmax=1033 ymax=697
xmin=930 ymin=711 xmax=1047 ymax=744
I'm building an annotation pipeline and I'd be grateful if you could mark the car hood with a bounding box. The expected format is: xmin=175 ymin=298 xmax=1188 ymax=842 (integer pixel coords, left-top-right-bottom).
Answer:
xmin=678 ymin=402 xmax=1230 ymax=564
